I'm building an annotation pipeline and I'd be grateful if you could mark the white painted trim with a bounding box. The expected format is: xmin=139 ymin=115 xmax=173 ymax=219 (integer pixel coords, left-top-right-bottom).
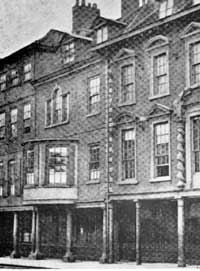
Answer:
xmin=148 ymin=46 xmax=170 ymax=99
xmin=150 ymin=118 xmax=171 ymax=182
xmin=185 ymin=34 xmax=200 ymax=89
xmin=118 ymin=125 xmax=137 ymax=184
xmin=145 ymin=35 xmax=169 ymax=51
xmin=185 ymin=105 xmax=200 ymax=189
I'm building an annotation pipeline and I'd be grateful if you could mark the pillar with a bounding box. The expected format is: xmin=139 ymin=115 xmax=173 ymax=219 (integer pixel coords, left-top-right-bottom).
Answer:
xmin=30 ymin=208 xmax=43 ymax=260
xmin=100 ymin=206 xmax=107 ymax=263
xmin=29 ymin=209 xmax=36 ymax=259
xmin=108 ymin=202 xmax=114 ymax=263
xmin=176 ymin=119 xmax=186 ymax=190
xmin=177 ymin=198 xmax=185 ymax=267
xmin=135 ymin=200 xmax=141 ymax=265
xmin=63 ymin=210 xmax=75 ymax=262
xmin=10 ymin=212 xmax=20 ymax=258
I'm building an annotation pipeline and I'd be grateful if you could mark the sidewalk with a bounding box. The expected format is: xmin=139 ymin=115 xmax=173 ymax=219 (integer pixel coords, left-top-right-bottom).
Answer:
xmin=0 ymin=257 xmax=198 ymax=269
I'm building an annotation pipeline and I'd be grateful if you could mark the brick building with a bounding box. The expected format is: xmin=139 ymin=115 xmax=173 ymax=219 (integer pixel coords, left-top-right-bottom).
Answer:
xmin=1 ymin=0 xmax=200 ymax=267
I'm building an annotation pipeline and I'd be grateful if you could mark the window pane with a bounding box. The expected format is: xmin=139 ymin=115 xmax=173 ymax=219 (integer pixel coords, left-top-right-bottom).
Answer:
xmin=154 ymin=122 xmax=169 ymax=178
xmin=89 ymin=145 xmax=100 ymax=181
xmin=122 ymin=129 xmax=135 ymax=180
xmin=121 ymin=64 xmax=134 ymax=103
xmin=89 ymin=77 xmax=100 ymax=114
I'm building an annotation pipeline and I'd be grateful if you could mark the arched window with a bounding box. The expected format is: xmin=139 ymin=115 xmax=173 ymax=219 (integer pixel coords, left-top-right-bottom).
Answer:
xmin=46 ymin=86 xmax=69 ymax=127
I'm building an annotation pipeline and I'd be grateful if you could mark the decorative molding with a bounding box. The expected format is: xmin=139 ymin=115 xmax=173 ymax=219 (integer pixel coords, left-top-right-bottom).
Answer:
xmin=113 ymin=48 xmax=135 ymax=62
xmin=181 ymin=21 xmax=200 ymax=39
xmin=145 ymin=35 xmax=169 ymax=51
xmin=147 ymin=103 xmax=173 ymax=119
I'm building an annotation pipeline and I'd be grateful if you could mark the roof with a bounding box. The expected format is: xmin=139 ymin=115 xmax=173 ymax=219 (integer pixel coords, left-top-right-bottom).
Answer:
xmin=91 ymin=16 xmax=126 ymax=30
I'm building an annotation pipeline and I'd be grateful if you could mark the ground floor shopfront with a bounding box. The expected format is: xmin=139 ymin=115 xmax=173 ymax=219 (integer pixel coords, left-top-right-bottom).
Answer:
xmin=1 ymin=197 xmax=200 ymax=266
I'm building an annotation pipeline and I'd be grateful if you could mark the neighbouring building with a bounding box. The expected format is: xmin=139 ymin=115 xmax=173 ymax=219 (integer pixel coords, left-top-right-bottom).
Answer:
xmin=1 ymin=0 xmax=200 ymax=267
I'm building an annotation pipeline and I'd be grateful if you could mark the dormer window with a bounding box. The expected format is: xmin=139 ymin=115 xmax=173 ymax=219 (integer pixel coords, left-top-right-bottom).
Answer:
xmin=63 ymin=42 xmax=75 ymax=64
xmin=159 ymin=0 xmax=173 ymax=19
xmin=194 ymin=0 xmax=200 ymax=5
xmin=139 ymin=0 xmax=148 ymax=7
xmin=97 ymin=26 xmax=108 ymax=44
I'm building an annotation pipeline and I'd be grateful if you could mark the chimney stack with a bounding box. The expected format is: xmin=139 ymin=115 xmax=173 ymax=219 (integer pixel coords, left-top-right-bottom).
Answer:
xmin=72 ymin=0 xmax=100 ymax=36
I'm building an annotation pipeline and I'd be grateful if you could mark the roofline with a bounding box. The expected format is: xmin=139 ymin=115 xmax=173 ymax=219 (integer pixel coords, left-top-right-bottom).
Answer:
xmin=91 ymin=4 xmax=200 ymax=51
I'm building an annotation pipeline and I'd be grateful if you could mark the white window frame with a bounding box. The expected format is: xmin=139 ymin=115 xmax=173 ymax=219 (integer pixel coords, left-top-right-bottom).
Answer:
xmin=23 ymin=103 xmax=31 ymax=133
xmin=193 ymin=0 xmax=200 ymax=5
xmin=149 ymin=47 xmax=170 ymax=99
xmin=63 ymin=42 xmax=75 ymax=64
xmin=139 ymin=0 xmax=148 ymax=7
xmin=26 ymin=149 xmax=35 ymax=185
xmin=150 ymin=119 xmax=171 ymax=183
xmin=88 ymin=76 xmax=101 ymax=115
xmin=120 ymin=62 xmax=136 ymax=105
xmin=0 ymin=73 xmax=7 ymax=91
xmin=11 ymin=69 xmax=19 ymax=86
xmin=45 ymin=86 xmax=70 ymax=128
xmin=159 ymin=0 xmax=173 ymax=19
xmin=97 ymin=26 xmax=108 ymax=44
xmin=11 ymin=108 xmax=18 ymax=138
xmin=0 ymin=112 xmax=5 ymax=139
xmin=88 ymin=144 xmax=100 ymax=183
xmin=118 ymin=126 xmax=138 ymax=185
xmin=185 ymin=34 xmax=200 ymax=89
xmin=186 ymin=105 xmax=200 ymax=189
xmin=0 ymin=161 xmax=4 ymax=197
xmin=24 ymin=63 xmax=32 ymax=82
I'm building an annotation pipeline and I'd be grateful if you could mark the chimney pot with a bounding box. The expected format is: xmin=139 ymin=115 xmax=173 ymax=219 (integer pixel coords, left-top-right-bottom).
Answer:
xmin=88 ymin=3 xmax=91 ymax=7
xmin=75 ymin=0 xmax=79 ymax=6
xmin=92 ymin=3 xmax=97 ymax=9
xmin=82 ymin=0 xmax=86 ymax=6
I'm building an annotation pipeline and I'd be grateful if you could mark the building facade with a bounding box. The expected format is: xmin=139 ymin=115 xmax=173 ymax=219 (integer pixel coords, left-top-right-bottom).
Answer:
xmin=1 ymin=0 xmax=200 ymax=267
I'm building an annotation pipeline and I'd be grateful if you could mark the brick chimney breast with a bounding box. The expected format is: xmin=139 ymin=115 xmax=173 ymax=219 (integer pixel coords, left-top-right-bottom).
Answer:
xmin=72 ymin=0 xmax=100 ymax=36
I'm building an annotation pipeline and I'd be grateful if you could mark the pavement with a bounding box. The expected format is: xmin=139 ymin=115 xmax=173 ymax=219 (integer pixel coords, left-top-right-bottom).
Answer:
xmin=0 ymin=257 xmax=197 ymax=269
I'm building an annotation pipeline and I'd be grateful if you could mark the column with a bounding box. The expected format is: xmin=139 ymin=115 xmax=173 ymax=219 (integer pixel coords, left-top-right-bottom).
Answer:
xmin=100 ymin=206 xmax=107 ymax=263
xmin=135 ymin=200 xmax=141 ymax=265
xmin=63 ymin=210 xmax=75 ymax=262
xmin=29 ymin=210 xmax=36 ymax=259
xmin=10 ymin=212 xmax=20 ymax=258
xmin=176 ymin=119 xmax=186 ymax=190
xmin=177 ymin=198 xmax=186 ymax=267
xmin=31 ymin=208 xmax=43 ymax=259
xmin=108 ymin=202 xmax=114 ymax=263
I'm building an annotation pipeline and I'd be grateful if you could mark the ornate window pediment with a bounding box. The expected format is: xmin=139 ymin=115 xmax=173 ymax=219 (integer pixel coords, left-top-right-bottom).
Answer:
xmin=181 ymin=22 xmax=200 ymax=39
xmin=146 ymin=35 xmax=169 ymax=51
xmin=113 ymin=110 xmax=136 ymax=125
xmin=113 ymin=48 xmax=135 ymax=62
xmin=148 ymin=103 xmax=172 ymax=119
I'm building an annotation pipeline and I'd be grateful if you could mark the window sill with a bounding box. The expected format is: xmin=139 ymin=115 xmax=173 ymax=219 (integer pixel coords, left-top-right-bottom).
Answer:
xmin=185 ymin=83 xmax=200 ymax=91
xmin=149 ymin=176 xmax=171 ymax=183
xmin=43 ymin=184 xmax=74 ymax=188
xmin=24 ymin=184 xmax=37 ymax=189
xmin=118 ymin=179 xmax=138 ymax=185
xmin=86 ymin=180 xmax=100 ymax=185
xmin=86 ymin=112 xmax=101 ymax=118
xmin=45 ymin=120 xmax=69 ymax=129
xmin=149 ymin=93 xmax=170 ymax=100
xmin=118 ymin=101 xmax=136 ymax=107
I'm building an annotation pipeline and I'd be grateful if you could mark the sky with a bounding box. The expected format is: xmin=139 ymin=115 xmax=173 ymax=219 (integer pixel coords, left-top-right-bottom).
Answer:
xmin=0 ymin=0 xmax=121 ymax=58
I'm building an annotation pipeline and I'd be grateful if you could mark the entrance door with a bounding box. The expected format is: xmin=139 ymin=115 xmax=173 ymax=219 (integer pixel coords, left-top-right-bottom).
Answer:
xmin=0 ymin=213 xmax=13 ymax=256
xmin=116 ymin=201 xmax=136 ymax=261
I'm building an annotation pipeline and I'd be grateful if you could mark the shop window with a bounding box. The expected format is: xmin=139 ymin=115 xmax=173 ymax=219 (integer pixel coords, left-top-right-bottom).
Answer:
xmin=89 ymin=144 xmax=100 ymax=182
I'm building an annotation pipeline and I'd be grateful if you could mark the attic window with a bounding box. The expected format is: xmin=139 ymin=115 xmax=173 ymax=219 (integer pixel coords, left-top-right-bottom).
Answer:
xmin=159 ymin=0 xmax=173 ymax=19
xmin=97 ymin=26 xmax=108 ymax=44
xmin=139 ymin=0 xmax=148 ymax=7
xmin=63 ymin=42 xmax=75 ymax=64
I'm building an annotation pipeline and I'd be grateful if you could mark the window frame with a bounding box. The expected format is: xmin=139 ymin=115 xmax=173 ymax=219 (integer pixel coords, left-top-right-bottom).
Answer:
xmin=45 ymin=86 xmax=70 ymax=128
xmin=149 ymin=47 xmax=170 ymax=99
xmin=10 ymin=108 xmax=18 ymax=138
xmin=23 ymin=103 xmax=31 ymax=134
xmin=25 ymin=148 xmax=35 ymax=186
xmin=193 ymin=0 xmax=200 ymax=5
xmin=11 ymin=69 xmax=20 ymax=87
xmin=120 ymin=62 xmax=135 ymax=105
xmin=23 ymin=63 xmax=32 ymax=82
xmin=63 ymin=42 xmax=75 ymax=64
xmin=0 ymin=161 xmax=4 ymax=197
xmin=96 ymin=26 xmax=108 ymax=44
xmin=0 ymin=112 xmax=5 ymax=139
xmin=159 ymin=0 xmax=174 ymax=19
xmin=0 ymin=73 xmax=7 ymax=91
xmin=150 ymin=119 xmax=171 ymax=183
xmin=8 ymin=159 xmax=17 ymax=196
xmin=88 ymin=75 xmax=101 ymax=116
xmin=88 ymin=143 xmax=100 ymax=183
xmin=118 ymin=126 xmax=138 ymax=185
